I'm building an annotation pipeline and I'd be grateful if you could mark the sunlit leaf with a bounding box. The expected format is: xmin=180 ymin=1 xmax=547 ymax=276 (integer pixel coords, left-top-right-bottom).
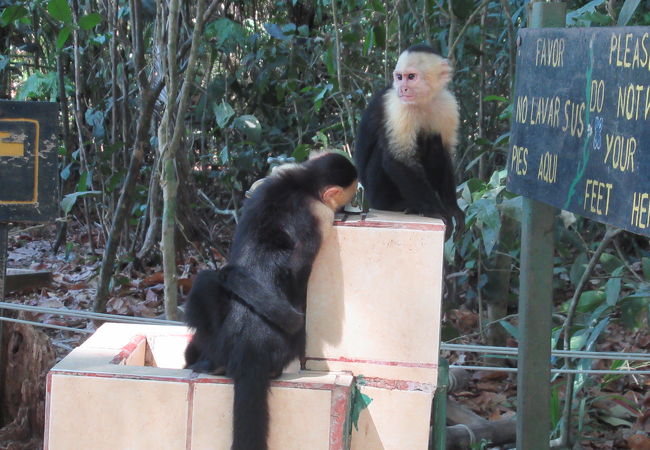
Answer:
xmin=61 ymin=191 xmax=101 ymax=215
xmin=233 ymin=115 xmax=262 ymax=142
xmin=85 ymin=108 xmax=105 ymax=138
xmin=16 ymin=71 xmax=58 ymax=101
xmin=0 ymin=5 xmax=29 ymax=27
xmin=48 ymin=0 xmax=73 ymax=24
xmin=499 ymin=320 xmax=519 ymax=340
xmin=78 ymin=13 xmax=102 ymax=30
xmin=214 ymin=101 xmax=235 ymax=129
xmin=605 ymin=266 xmax=623 ymax=306
xmin=220 ymin=146 xmax=229 ymax=165
xmin=577 ymin=290 xmax=606 ymax=313
xmin=291 ymin=144 xmax=310 ymax=162
xmin=617 ymin=0 xmax=641 ymax=26
xmin=56 ymin=25 xmax=73 ymax=50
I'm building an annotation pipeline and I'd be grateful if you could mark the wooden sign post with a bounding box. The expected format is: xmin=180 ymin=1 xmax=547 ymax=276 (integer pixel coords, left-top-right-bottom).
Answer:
xmin=508 ymin=4 xmax=650 ymax=446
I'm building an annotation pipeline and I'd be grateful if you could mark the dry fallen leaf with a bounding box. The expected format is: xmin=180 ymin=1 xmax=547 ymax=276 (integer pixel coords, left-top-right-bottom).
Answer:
xmin=628 ymin=434 xmax=650 ymax=450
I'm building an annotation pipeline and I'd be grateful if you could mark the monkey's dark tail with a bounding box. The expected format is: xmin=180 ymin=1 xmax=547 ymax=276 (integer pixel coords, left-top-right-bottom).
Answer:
xmin=232 ymin=365 xmax=271 ymax=450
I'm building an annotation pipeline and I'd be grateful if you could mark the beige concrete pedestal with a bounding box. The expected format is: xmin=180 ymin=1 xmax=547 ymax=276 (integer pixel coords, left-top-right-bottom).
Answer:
xmin=45 ymin=323 xmax=353 ymax=450
xmin=307 ymin=211 xmax=445 ymax=450
xmin=46 ymin=212 xmax=444 ymax=450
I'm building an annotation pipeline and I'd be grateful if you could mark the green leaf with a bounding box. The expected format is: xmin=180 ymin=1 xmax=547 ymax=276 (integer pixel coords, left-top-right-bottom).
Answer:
xmin=468 ymin=198 xmax=500 ymax=256
xmin=373 ymin=24 xmax=386 ymax=49
xmin=351 ymin=382 xmax=373 ymax=431
xmin=76 ymin=170 xmax=91 ymax=192
xmin=48 ymin=0 xmax=73 ymax=24
xmin=483 ymin=95 xmax=509 ymax=103
xmin=605 ymin=266 xmax=623 ymax=306
xmin=550 ymin=386 xmax=561 ymax=429
xmin=60 ymin=191 xmax=101 ymax=214
xmin=56 ymin=25 xmax=73 ymax=50
xmin=214 ymin=100 xmax=235 ymax=129
xmin=233 ymin=115 xmax=262 ymax=142
xmin=569 ymin=252 xmax=588 ymax=287
xmin=362 ymin=27 xmax=374 ymax=56
xmin=617 ymin=0 xmax=641 ymax=26
xmin=314 ymin=85 xmax=329 ymax=102
xmin=566 ymin=0 xmax=607 ymax=26
xmin=598 ymin=415 xmax=633 ymax=427
xmin=16 ymin=71 xmax=58 ymax=101
xmin=585 ymin=317 xmax=609 ymax=351
xmin=324 ymin=45 xmax=335 ymax=77
xmin=371 ymin=0 xmax=386 ymax=13
xmin=291 ymin=144 xmax=310 ymax=162
xmin=0 ymin=5 xmax=29 ymax=27
xmin=219 ymin=145 xmax=229 ymax=165
xmin=85 ymin=108 xmax=105 ymax=138
xmin=499 ymin=320 xmax=519 ymax=340
xmin=78 ymin=13 xmax=102 ymax=30
xmin=570 ymin=330 xmax=587 ymax=351
xmin=206 ymin=18 xmax=246 ymax=51
xmin=577 ymin=290 xmax=606 ymax=313
xmin=264 ymin=23 xmax=292 ymax=41
xmin=60 ymin=162 xmax=73 ymax=181
xmin=599 ymin=252 xmax=623 ymax=273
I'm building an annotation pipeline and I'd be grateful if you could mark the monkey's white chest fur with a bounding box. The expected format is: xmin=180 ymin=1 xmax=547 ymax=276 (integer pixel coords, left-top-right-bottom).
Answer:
xmin=383 ymin=90 xmax=459 ymax=161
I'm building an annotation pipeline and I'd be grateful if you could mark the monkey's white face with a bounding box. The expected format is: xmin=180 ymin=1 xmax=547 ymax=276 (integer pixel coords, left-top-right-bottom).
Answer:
xmin=393 ymin=67 xmax=425 ymax=104
xmin=393 ymin=51 xmax=451 ymax=105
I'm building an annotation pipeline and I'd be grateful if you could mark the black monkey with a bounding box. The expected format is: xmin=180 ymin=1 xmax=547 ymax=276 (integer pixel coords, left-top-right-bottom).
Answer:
xmin=354 ymin=44 xmax=464 ymax=238
xmin=184 ymin=152 xmax=358 ymax=450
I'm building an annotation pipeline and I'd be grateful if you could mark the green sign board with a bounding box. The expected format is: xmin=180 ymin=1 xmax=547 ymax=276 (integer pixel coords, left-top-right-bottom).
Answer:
xmin=507 ymin=27 xmax=650 ymax=236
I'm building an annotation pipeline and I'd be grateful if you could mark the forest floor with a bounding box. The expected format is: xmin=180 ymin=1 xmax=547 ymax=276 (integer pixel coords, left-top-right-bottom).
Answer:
xmin=1 ymin=223 xmax=648 ymax=449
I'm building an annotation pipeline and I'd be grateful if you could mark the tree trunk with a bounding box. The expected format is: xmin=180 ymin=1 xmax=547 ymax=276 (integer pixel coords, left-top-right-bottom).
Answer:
xmin=0 ymin=321 xmax=56 ymax=449
xmin=159 ymin=0 xmax=206 ymax=320
xmin=93 ymin=86 xmax=161 ymax=312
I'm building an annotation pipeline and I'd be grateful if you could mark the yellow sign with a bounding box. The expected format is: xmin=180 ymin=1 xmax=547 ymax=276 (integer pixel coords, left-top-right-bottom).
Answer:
xmin=0 ymin=131 xmax=24 ymax=157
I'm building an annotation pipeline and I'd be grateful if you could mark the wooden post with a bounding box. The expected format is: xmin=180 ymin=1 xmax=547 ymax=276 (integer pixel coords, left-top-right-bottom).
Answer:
xmin=0 ymin=223 xmax=7 ymax=303
xmin=517 ymin=200 xmax=555 ymax=449
xmin=516 ymin=3 xmax=565 ymax=449
xmin=0 ymin=222 xmax=8 ymax=410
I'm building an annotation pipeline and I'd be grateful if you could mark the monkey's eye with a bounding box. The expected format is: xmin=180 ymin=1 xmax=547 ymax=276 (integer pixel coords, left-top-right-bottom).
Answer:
xmin=408 ymin=73 xmax=416 ymax=80
xmin=396 ymin=74 xmax=402 ymax=80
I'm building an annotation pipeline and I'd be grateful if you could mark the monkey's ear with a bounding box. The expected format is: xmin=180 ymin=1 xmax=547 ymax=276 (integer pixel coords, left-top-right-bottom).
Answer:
xmin=440 ymin=59 xmax=452 ymax=84
xmin=321 ymin=186 xmax=344 ymax=210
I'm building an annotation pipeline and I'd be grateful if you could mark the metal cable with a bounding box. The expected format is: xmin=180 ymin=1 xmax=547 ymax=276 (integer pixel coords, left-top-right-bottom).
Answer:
xmin=449 ymin=364 xmax=650 ymax=375
xmin=1 ymin=302 xmax=647 ymax=376
xmin=0 ymin=301 xmax=183 ymax=326
xmin=0 ymin=316 xmax=93 ymax=334
xmin=441 ymin=342 xmax=650 ymax=362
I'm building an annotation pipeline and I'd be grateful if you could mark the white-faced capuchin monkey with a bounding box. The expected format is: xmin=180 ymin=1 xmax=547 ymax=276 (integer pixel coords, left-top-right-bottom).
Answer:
xmin=354 ymin=44 xmax=464 ymax=238
xmin=184 ymin=152 xmax=357 ymax=450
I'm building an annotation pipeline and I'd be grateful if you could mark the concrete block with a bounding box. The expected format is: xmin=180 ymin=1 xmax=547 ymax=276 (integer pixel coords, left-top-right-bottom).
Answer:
xmin=350 ymin=382 xmax=434 ymax=450
xmin=46 ymin=323 xmax=354 ymax=450
xmin=306 ymin=210 xmax=444 ymax=384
